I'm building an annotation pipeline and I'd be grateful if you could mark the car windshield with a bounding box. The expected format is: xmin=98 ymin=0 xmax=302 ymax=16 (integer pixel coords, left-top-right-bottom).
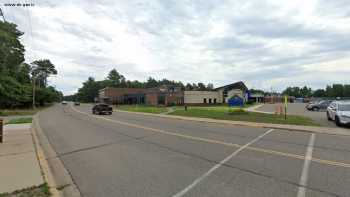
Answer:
xmin=338 ymin=104 xmax=350 ymax=111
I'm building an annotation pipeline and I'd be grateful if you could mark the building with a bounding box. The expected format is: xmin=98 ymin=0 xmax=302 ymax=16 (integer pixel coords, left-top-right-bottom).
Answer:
xmin=98 ymin=85 xmax=183 ymax=106
xmin=215 ymin=81 xmax=248 ymax=103
xmin=99 ymin=81 xmax=248 ymax=106
xmin=184 ymin=81 xmax=248 ymax=105
xmin=98 ymin=88 xmax=144 ymax=104
xmin=184 ymin=91 xmax=221 ymax=105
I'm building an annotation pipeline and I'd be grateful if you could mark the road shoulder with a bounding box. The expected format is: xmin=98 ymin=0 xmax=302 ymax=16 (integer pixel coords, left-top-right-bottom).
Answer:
xmin=32 ymin=114 xmax=81 ymax=197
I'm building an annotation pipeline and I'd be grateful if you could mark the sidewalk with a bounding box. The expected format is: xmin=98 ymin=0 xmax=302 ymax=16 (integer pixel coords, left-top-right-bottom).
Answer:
xmin=0 ymin=123 xmax=44 ymax=194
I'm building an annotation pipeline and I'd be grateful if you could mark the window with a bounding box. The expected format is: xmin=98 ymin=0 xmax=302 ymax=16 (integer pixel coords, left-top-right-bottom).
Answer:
xmin=214 ymin=98 xmax=217 ymax=103
xmin=209 ymin=98 xmax=212 ymax=103
xmin=203 ymin=98 xmax=207 ymax=103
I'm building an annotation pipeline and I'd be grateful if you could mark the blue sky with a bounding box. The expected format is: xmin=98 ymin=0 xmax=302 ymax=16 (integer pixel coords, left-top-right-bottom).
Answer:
xmin=1 ymin=0 xmax=350 ymax=95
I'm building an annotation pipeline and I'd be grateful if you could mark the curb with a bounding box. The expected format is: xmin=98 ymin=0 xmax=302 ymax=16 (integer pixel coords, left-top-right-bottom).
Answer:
xmin=114 ymin=109 xmax=350 ymax=136
xmin=31 ymin=114 xmax=81 ymax=197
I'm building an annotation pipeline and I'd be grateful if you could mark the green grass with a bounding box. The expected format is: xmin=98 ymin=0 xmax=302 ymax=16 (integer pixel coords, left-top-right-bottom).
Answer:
xmin=116 ymin=105 xmax=168 ymax=114
xmin=0 ymin=183 xmax=50 ymax=197
xmin=6 ymin=117 xmax=33 ymax=125
xmin=0 ymin=109 xmax=40 ymax=116
xmin=170 ymin=107 xmax=319 ymax=126
xmin=187 ymin=104 xmax=255 ymax=111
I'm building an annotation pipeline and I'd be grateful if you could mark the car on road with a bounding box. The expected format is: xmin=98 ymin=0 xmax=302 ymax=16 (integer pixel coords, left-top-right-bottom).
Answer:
xmin=92 ymin=103 xmax=113 ymax=115
xmin=74 ymin=102 xmax=80 ymax=106
xmin=306 ymin=100 xmax=332 ymax=111
xmin=327 ymin=101 xmax=350 ymax=126
xmin=62 ymin=101 xmax=68 ymax=105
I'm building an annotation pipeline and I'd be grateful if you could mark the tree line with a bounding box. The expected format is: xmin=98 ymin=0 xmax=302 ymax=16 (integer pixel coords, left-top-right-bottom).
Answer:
xmin=0 ymin=21 xmax=62 ymax=108
xmin=65 ymin=69 xmax=215 ymax=102
xmin=282 ymin=84 xmax=350 ymax=98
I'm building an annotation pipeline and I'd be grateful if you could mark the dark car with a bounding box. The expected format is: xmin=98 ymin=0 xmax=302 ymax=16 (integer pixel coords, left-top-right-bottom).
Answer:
xmin=74 ymin=102 xmax=80 ymax=106
xmin=92 ymin=103 xmax=113 ymax=115
xmin=306 ymin=100 xmax=332 ymax=111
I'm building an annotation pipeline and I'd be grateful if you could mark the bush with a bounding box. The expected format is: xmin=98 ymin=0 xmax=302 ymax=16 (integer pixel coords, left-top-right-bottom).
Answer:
xmin=246 ymin=100 xmax=255 ymax=105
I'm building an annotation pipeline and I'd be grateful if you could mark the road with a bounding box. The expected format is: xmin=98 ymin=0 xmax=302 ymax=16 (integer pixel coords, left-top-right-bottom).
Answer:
xmin=255 ymin=103 xmax=338 ymax=128
xmin=38 ymin=104 xmax=350 ymax=197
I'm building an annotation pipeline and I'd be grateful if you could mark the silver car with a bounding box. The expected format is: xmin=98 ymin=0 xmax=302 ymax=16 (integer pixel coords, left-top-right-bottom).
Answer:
xmin=327 ymin=101 xmax=350 ymax=127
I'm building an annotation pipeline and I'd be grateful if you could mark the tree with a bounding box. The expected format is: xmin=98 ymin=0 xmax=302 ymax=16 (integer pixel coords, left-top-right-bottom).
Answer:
xmin=185 ymin=83 xmax=193 ymax=90
xmin=325 ymin=85 xmax=333 ymax=97
xmin=343 ymin=85 xmax=350 ymax=97
xmin=0 ymin=21 xmax=62 ymax=108
xmin=106 ymin=69 xmax=125 ymax=87
xmin=300 ymin=86 xmax=312 ymax=97
xmin=76 ymin=77 xmax=105 ymax=102
xmin=0 ymin=21 xmax=25 ymax=75
xmin=332 ymin=84 xmax=344 ymax=97
xmin=313 ymin=89 xmax=326 ymax=97
xmin=197 ymin=83 xmax=206 ymax=91
xmin=207 ymin=83 xmax=214 ymax=90
xmin=282 ymin=87 xmax=301 ymax=97
xmin=145 ymin=77 xmax=158 ymax=88
xmin=31 ymin=59 xmax=57 ymax=88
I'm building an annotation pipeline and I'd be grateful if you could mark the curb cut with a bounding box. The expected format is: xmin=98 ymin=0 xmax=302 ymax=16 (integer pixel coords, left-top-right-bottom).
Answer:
xmin=31 ymin=114 xmax=81 ymax=197
xmin=114 ymin=109 xmax=350 ymax=136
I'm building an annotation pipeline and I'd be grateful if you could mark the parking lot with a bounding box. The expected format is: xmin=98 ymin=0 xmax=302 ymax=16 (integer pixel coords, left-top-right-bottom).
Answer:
xmin=255 ymin=103 xmax=339 ymax=128
xmin=36 ymin=104 xmax=350 ymax=196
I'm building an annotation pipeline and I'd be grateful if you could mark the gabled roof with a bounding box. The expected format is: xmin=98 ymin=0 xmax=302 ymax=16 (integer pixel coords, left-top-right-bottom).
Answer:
xmin=214 ymin=81 xmax=248 ymax=91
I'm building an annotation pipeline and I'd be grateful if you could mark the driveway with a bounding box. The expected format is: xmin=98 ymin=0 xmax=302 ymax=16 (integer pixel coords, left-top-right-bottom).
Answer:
xmin=255 ymin=103 xmax=338 ymax=128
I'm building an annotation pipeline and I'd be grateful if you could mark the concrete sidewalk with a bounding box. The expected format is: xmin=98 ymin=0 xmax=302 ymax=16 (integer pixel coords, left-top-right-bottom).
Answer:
xmin=0 ymin=123 xmax=43 ymax=194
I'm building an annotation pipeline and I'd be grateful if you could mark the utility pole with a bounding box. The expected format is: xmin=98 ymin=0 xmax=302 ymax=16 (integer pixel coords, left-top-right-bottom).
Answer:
xmin=0 ymin=7 xmax=6 ymax=22
xmin=32 ymin=76 xmax=36 ymax=109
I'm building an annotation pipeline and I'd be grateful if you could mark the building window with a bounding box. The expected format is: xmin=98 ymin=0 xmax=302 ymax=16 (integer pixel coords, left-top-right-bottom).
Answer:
xmin=214 ymin=98 xmax=217 ymax=103
xmin=209 ymin=98 xmax=212 ymax=103
xmin=203 ymin=98 xmax=207 ymax=103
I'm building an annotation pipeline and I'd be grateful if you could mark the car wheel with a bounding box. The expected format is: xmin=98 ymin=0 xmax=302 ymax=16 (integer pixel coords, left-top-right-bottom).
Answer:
xmin=335 ymin=116 xmax=342 ymax=127
xmin=312 ymin=107 xmax=319 ymax=111
xmin=326 ymin=112 xmax=332 ymax=121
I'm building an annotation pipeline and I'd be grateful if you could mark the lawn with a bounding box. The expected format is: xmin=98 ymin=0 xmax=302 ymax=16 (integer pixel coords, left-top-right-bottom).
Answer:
xmin=0 ymin=183 xmax=50 ymax=197
xmin=187 ymin=104 xmax=255 ymax=111
xmin=169 ymin=107 xmax=319 ymax=126
xmin=5 ymin=117 xmax=33 ymax=125
xmin=116 ymin=105 xmax=168 ymax=114
xmin=0 ymin=108 xmax=40 ymax=116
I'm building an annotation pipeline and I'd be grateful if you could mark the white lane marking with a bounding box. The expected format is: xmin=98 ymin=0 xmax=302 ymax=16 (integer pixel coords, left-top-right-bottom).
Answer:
xmin=172 ymin=128 xmax=274 ymax=197
xmin=297 ymin=133 xmax=316 ymax=197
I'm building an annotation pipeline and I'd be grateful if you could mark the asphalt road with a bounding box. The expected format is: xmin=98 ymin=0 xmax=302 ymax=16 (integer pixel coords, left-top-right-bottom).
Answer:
xmin=256 ymin=103 xmax=338 ymax=128
xmin=38 ymin=104 xmax=350 ymax=197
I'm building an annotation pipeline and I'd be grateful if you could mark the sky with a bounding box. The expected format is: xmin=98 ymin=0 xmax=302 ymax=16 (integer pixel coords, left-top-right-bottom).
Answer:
xmin=1 ymin=0 xmax=350 ymax=95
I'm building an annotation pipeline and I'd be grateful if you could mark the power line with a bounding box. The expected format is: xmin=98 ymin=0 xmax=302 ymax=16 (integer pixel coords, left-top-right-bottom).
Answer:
xmin=0 ymin=7 xmax=6 ymax=22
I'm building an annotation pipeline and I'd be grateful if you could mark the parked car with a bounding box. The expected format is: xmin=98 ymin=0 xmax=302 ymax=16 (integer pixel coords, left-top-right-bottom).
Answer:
xmin=306 ymin=100 xmax=332 ymax=111
xmin=327 ymin=101 xmax=350 ymax=126
xmin=62 ymin=101 xmax=68 ymax=105
xmin=92 ymin=103 xmax=113 ymax=115
xmin=74 ymin=102 xmax=80 ymax=106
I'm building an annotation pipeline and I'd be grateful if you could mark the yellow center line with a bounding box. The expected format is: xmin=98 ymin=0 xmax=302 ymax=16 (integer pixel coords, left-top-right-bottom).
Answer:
xmin=71 ymin=105 xmax=350 ymax=169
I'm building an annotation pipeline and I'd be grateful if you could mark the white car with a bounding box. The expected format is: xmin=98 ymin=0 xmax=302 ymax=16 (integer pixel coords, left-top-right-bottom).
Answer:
xmin=327 ymin=101 xmax=350 ymax=127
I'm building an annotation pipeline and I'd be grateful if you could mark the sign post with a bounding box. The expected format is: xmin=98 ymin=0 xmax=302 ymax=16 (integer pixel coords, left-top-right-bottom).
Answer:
xmin=284 ymin=95 xmax=288 ymax=120
xmin=0 ymin=118 xmax=3 ymax=143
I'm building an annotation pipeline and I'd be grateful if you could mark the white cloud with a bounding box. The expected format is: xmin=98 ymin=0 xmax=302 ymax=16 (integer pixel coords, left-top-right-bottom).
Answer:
xmin=1 ymin=0 xmax=350 ymax=94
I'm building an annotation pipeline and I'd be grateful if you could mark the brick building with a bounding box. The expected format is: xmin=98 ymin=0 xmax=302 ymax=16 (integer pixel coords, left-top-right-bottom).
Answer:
xmin=98 ymin=85 xmax=184 ymax=106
